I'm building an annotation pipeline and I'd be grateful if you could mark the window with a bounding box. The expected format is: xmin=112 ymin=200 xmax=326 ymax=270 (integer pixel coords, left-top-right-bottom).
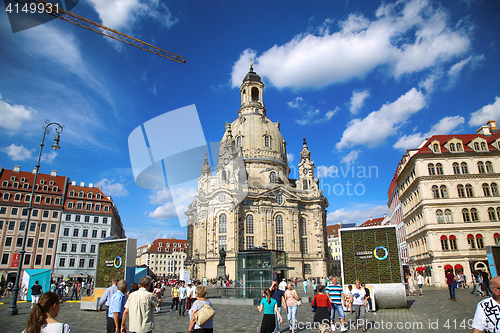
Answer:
xmin=95 ymin=204 xmax=101 ymax=211
xmin=35 ymin=255 xmax=42 ymax=265
xmin=218 ymin=235 xmax=227 ymax=250
xmin=0 ymin=207 xmax=6 ymax=214
xmin=219 ymin=214 xmax=227 ymax=234
xmin=440 ymin=235 xmax=449 ymax=251
xmin=103 ymin=217 xmax=108 ymax=224
xmin=5 ymin=237 xmax=12 ymax=246
xmin=75 ymin=215 xmax=81 ymax=222
xmin=22 ymin=208 xmax=28 ymax=216
xmin=276 ymin=195 xmax=284 ymax=205
xmin=96 ymin=193 xmax=101 ymax=199
xmin=89 ymin=259 xmax=94 ymax=268
xmin=436 ymin=163 xmax=443 ymax=175
xmin=90 ymin=244 xmax=96 ymax=253
xmin=40 ymin=223 xmax=47 ymax=232
xmin=52 ymin=211 xmax=58 ymax=219
xmin=3 ymin=193 xmax=10 ymax=200
xmin=81 ymin=244 xmax=86 ymax=252
xmin=8 ymin=221 xmax=15 ymax=230
xmin=104 ymin=206 xmax=109 ymax=212
xmin=436 ymin=210 xmax=444 ymax=223
xmin=453 ymin=163 xmax=460 ymax=174
xmin=299 ymin=217 xmax=307 ymax=235
xmin=461 ymin=162 xmax=469 ymax=174
xmin=440 ymin=185 xmax=448 ymax=198
xmin=16 ymin=237 xmax=23 ymax=247
xmin=45 ymin=197 xmax=51 ymax=204
xmin=24 ymin=254 xmax=31 ymax=265
xmin=59 ymin=258 xmax=66 ymax=267
xmin=73 ymin=229 xmax=79 ymax=237
xmin=34 ymin=195 xmax=41 ymax=203
xmin=245 ymin=236 xmax=254 ymax=249
xmin=495 ymin=233 xmax=500 ymax=246
xmin=246 ymin=215 xmax=254 ymax=234
xmin=428 ymin=163 xmax=435 ymax=175
xmin=63 ymin=228 xmax=69 ymax=236
xmin=71 ymin=244 xmax=77 ymax=252
xmin=302 ymin=179 xmax=309 ymax=190
xmin=466 ymin=184 xmax=474 ymax=197
xmin=45 ymin=255 xmax=52 ymax=266
xmin=276 ymin=236 xmax=284 ymax=251
xmin=474 ymin=142 xmax=480 ymax=150
xmin=457 ymin=143 xmax=462 ymax=151
xmin=1 ymin=254 xmax=9 ymax=265
xmin=483 ymin=183 xmax=491 ymax=197
xmin=65 ymin=214 xmax=71 ymax=222
xmin=38 ymin=238 xmax=44 ymax=247
xmin=449 ymin=143 xmax=455 ymax=152
xmin=301 ymin=238 xmax=308 ymax=254
xmin=78 ymin=191 xmax=84 ymax=198
xmin=67 ymin=202 xmax=75 ymax=209
xmin=432 ymin=185 xmax=440 ymax=199
xmin=69 ymin=258 xmax=75 ymax=267
xmin=19 ymin=221 xmax=25 ymax=231
xmin=83 ymin=229 xmax=88 ymax=237
xmin=492 ymin=183 xmax=499 ymax=196
xmin=54 ymin=198 xmax=60 ymax=205
xmin=48 ymin=239 xmax=54 ymax=248
xmin=27 ymin=238 xmax=33 ymax=247
xmin=86 ymin=203 xmax=92 ymax=210
xmin=471 ymin=208 xmax=479 ymax=222
xmin=270 ymin=171 xmax=277 ymax=184
xmin=236 ymin=136 xmax=242 ymax=147
xmin=76 ymin=203 xmax=83 ymax=210
xmin=92 ymin=230 xmax=97 ymax=238
xmin=488 ymin=208 xmax=497 ymax=221
xmin=84 ymin=216 xmax=90 ymax=222
xmin=462 ymin=209 xmax=470 ymax=222
xmin=481 ymin=142 xmax=487 ymax=150
xmin=486 ymin=161 xmax=494 ymax=173
xmin=1 ymin=181 xmax=7 ymax=187
xmin=32 ymin=209 xmax=38 ymax=217
xmin=14 ymin=194 xmax=20 ymax=201
xmin=264 ymin=135 xmax=270 ymax=148
xmin=94 ymin=216 xmax=99 ymax=223
xmin=23 ymin=183 xmax=29 ymax=189
xmin=87 ymin=192 xmax=93 ymax=199
xmin=50 ymin=224 xmax=56 ymax=233
xmin=449 ymin=235 xmax=457 ymax=250
xmin=275 ymin=215 xmax=283 ymax=234
xmin=29 ymin=223 xmax=36 ymax=231
xmin=478 ymin=162 xmax=485 ymax=173
xmin=42 ymin=210 xmax=49 ymax=218
xmin=101 ymin=230 xmax=106 ymax=238
xmin=445 ymin=209 xmax=452 ymax=223
xmin=476 ymin=234 xmax=484 ymax=249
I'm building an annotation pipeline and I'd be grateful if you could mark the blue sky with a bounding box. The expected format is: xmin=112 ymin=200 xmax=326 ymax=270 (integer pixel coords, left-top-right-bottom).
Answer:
xmin=1 ymin=0 xmax=499 ymax=247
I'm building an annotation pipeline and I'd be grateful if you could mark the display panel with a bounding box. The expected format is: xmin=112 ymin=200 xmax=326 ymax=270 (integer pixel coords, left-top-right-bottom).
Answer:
xmin=96 ymin=240 xmax=127 ymax=288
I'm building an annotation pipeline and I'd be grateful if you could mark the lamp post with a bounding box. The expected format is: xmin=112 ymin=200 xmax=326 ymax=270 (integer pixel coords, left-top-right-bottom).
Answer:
xmin=5 ymin=121 xmax=64 ymax=316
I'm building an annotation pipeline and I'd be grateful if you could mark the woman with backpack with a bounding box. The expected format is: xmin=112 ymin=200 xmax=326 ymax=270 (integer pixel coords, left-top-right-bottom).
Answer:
xmin=188 ymin=285 xmax=214 ymax=333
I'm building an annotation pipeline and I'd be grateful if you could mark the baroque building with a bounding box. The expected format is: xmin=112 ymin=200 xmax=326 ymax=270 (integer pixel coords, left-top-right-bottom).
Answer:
xmin=395 ymin=121 xmax=500 ymax=287
xmin=186 ymin=66 xmax=329 ymax=282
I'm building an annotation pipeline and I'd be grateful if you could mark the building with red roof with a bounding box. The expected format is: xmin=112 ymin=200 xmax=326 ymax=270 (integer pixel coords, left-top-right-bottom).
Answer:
xmin=136 ymin=238 xmax=187 ymax=278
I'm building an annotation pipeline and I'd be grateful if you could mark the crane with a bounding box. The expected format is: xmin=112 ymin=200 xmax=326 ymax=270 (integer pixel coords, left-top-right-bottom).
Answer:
xmin=9 ymin=0 xmax=186 ymax=63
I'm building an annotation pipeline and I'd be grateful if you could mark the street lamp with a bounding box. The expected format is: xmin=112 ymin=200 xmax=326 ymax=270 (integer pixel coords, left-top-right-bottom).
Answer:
xmin=5 ymin=121 xmax=64 ymax=316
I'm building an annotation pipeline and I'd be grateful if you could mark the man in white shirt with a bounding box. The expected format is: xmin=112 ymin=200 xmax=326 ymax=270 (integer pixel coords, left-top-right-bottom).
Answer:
xmin=122 ymin=276 xmax=159 ymax=333
xmin=278 ymin=278 xmax=287 ymax=291
xmin=417 ymin=273 xmax=424 ymax=296
xmin=472 ymin=276 xmax=500 ymax=333
xmin=99 ymin=279 xmax=119 ymax=313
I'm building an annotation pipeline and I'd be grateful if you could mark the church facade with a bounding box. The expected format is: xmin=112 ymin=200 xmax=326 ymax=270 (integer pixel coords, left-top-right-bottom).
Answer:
xmin=185 ymin=66 xmax=329 ymax=281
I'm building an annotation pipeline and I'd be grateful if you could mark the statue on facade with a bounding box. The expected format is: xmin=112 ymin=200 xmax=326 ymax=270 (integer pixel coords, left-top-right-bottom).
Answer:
xmin=219 ymin=247 xmax=226 ymax=266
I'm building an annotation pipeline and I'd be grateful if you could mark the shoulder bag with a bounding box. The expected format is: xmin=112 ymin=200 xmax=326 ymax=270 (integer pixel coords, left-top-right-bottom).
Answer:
xmin=194 ymin=301 xmax=215 ymax=327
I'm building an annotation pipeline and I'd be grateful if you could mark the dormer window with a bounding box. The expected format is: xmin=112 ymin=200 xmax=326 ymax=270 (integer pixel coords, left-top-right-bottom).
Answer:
xmin=1 ymin=181 xmax=8 ymax=187
xmin=10 ymin=176 xmax=16 ymax=181
xmin=159 ymin=242 xmax=163 ymax=247
xmin=87 ymin=192 xmax=93 ymax=199
xmin=43 ymin=185 xmax=48 ymax=191
xmin=23 ymin=183 xmax=29 ymax=189
xmin=69 ymin=190 xmax=75 ymax=197
xmin=449 ymin=143 xmax=455 ymax=152
xmin=52 ymin=186 xmax=58 ymax=192
xmin=481 ymin=142 xmax=487 ymax=150
xmin=40 ymin=179 xmax=45 ymax=184
xmin=13 ymin=182 xmax=19 ymax=188
xmin=78 ymin=191 xmax=84 ymax=198
xmin=49 ymin=180 xmax=54 ymax=185
xmin=21 ymin=177 xmax=26 ymax=182
xmin=474 ymin=142 xmax=480 ymax=150
xmin=96 ymin=193 xmax=102 ymax=199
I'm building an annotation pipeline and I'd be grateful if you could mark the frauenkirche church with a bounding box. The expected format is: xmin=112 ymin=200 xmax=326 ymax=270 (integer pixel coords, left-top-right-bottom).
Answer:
xmin=186 ymin=65 xmax=329 ymax=284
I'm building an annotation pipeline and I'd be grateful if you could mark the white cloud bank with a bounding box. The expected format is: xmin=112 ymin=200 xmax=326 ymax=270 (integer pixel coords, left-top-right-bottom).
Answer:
xmin=147 ymin=186 xmax=197 ymax=220
xmin=0 ymin=95 xmax=35 ymax=134
xmin=393 ymin=115 xmax=465 ymax=150
xmin=327 ymin=205 xmax=389 ymax=224
xmin=469 ymin=96 xmax=500 ymax=127
xmin=231 ymin=0 xmax=471 ymax=89
xmin=95 ymin=178 xmax=130 ymax=197
xmin=1 ymin=144 xmax=34 ymax=161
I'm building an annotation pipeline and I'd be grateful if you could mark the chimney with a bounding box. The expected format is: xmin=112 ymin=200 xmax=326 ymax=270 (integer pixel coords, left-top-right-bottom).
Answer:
xmin=80 ymin=182 xmax=85 ymax=187
xmin=476 ymin=125 xmax=491 ymax=136
xmin=71 ymin=181 xmax=76 ymax=186
xmin=13 ymin=165 xmax=21 ymax=172
xmin=89 ymin=183 xmax=93 ymax=188
xmin=32 ymin=167 xmax=37 ymax=174
xmin=370 ymin=217 xmax=373 ymax=221
xmin=50 ymin=170 xmax=57 ymax=177
xmin=487 ymin=120 xmax=498 ymax=131
xmin=384 ymin=214 xmax=387 ymax=218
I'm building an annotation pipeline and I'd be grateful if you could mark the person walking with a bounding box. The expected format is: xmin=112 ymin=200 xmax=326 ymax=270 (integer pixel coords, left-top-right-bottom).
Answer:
xmin=121 ymin=276 xmax=159 ymax=333
xmin=481 ymin=270 xmax=493 ymax=297
xmin=153 ymin=283 xmax=163 ymax=313
xmin=278 ymin=278 xmax=287 ymax=292
xmin=107 ymin=280 xmax=127 ymax=333
xmin=270 ymin=281 xmax=286 ymax=333
xmin=188 ymin=285 xmax=214 ymax=333
xmin=285 ymin=282 xmax=299 ymax=333
xmin=99 ymin=278 xmax=119 ymax=313
xmin=326 ymin=276 xmax=347 ymax=332
xmin=258 ymin=289 xmax=283 ymax=333
xmin=351 ymin=280 xmax=368 ymax=332
xmin=303 ymin=279 xmax=308 ymax=294
xmin=171 ymin=282 xmax=180 ymax=312
xmin=344 ymin=285 xmax=353 ymax=313
xmin=50 ymin=280 xmax=56 ymax=293
xmin=24 ymin=292 xmax=72 ymax=333
xmin=417 ymin=272 xmax=424 ymax=296
xmin=407 ymin=274 xmax=416 ymax=296
xmin=472 ymin=276 xmax=500 ymax=333
xmin=311 ymin=285 xmax=331 ymax=333
xmin=31 ymin=281 xmax=43 ymax=308
xmin=178 ymin=281 xmax=188 ymax=316
xmin=445 ymin=270 xmax=457 ymax=301
xmin=70 ymin=282 xmax=78 ymax=301
xmin=361 ymin=283 xmax=372 ymax=312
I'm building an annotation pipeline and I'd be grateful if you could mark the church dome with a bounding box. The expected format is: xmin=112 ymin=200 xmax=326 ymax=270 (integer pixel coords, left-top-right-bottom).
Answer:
xmin=243 ymin=70 xmax=261 ymax=83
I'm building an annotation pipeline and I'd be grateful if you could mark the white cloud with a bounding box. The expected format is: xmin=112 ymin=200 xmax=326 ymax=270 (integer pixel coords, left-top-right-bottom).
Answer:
xmin=1 ymin=144 xmax=34 ymax=161
xmin=418 ymin=74 xmax=437 ymax=95
xmin=147 ymin=186 xmax=197 ymax=220
xmin=148 ymin=201 xmax=178 ymax=220
xmin=86 ymin=0 xmax=177 ymax=31
xmin=287 ymin=153 xmax=294 ymax=163
xmin=469 ymin=96 xmax=500 ymax=127
xmin=336 ymin=88 xmax=426 ymax=150
xmin=341 ymin=150 xmax=361 ymax=166
xmin=149 ymin=188 xmax=173 ymax=205
xmin=325 ymin=108 xmax=338 ymax=120
xmin=349 ymin=90 xmax=370 ymax=114
xmin=288 ymin=97 xmax=338 ymax=125
xmin=287 ymin=97 xmax=305 ymax=108
xmin=231 ymin=0 xmax=471 ymax=89
xmin=327 ymin=205 xmax=389 ymax=224
xmin=41 ymin=151 xmax=58 ymax=164
xmin=95 ymin=178 xmax=130 ymax=197
xmin=446 ymin=55 xmax=484 ymax=88
xmin=0 ymin=95 xmax=35 ymax=134
xmin=231 ymin=49 xmax=257 ymax=88
xmin=317 ymin=165 xmax=338 ymax=178
xmin=393 ymin=115 xmax=465 ymax=150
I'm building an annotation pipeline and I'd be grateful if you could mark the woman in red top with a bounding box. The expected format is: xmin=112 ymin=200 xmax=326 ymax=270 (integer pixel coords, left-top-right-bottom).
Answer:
xmin=311 ymin=285 xmax=331 ymax=332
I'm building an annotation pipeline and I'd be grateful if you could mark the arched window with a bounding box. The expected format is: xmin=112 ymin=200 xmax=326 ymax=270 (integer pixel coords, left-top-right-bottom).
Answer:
xmin=492 ymin=183 xmax=499 ymax=196
xmin=236 ymin=136 xmax=242 ymax=147
xmin=445 ymin=209 xmax=453 ymax=223
xmin=270 ymin=171 xmax=277 ymax=184
xmin=456 ymin=143 xmax=462 ymax=151
xmin=221 ymin=169 xmax=228 ymax=181
xmin=497 ymin=207 xmax=500 ymax=221
xmin=471 ymin=208 xmax=479 ymax=222
xmin=453 ymin=163 xmax=460 ymax=174
xmin=488 ymin=208 xmax=496 ymax=221
xmin=483 ymin=183 xmax=491 ymax=197
xmin=275 ymin=215 xmax=283 ymax=235
xmin=96 ymin=193 xmax=102 ymax=199
xmin=251 ymin=87 xmax=259 ymax=101
xmin=461 ymin=162 xmax=469 ymax=174
xmin=466 ymin=184 xmax=474 ymax=197
xmin=299 ymin=217 xmax=307 ymax=235
xmin=436 ymin=210 xmax=444 ymax=223
xmin=264 ymin=135 xmax=270 ymax=148
xmin=462 ymin=209 xmax=470 ymax=222
xmin=69 ymin=190 xmax=75 ymax=197
xmin=457 ymin=184 xmax=465 ymax=198
xmin=478 ymin=162 xmax=485 ymax=173
xmin=436 ymin=163 xmax=443 ymax=175
xmin=303 ymin=179 xmax=309 ymax=190
xmin=481 ymin=142 xmax=487 ymax=150
xmin=245 ymin=214 xmax=254 ymax=234
xmin=449 ymin=143 xmax=455 ymax=151
xmin=467 ymin=234 xmax=476 ymax=249
xmin=87 ymin=192 xmax=93 ymax=199
xmin=428 ymin=163 xmax=435 ymax=175
xmin=486 ymin=161 xmax=494 ymax=173
xmin=78 ymin=191 xmax=84 ymax=198
xmin=440 ymin=185 xmax=448 ymax=198
xmin=432 ymin=185 xmax=440 ymax=199
xmin=440 ymin=235 xmax=449 ymax=250
xmin=219 ymin=213 xmax=227 ymax=234
xmin=449 ymin=235 xmax=457 ymax=250
xmin=433 ymin=143 xmax=439 ymax=152
xmin=494 ymin=233 xmax=500 ymax=246
xmin=476 ymin=234 xmax=484 ymax=248
xmin=474 ymin=142 xmax=480 ymax=150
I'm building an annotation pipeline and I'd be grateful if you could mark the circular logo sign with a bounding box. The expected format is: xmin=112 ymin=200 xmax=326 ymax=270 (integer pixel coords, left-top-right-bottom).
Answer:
xmin=114 ymin=256 xmax=122 ymax=268
xmin=373 ymin=246 xmax=388 ymax=260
